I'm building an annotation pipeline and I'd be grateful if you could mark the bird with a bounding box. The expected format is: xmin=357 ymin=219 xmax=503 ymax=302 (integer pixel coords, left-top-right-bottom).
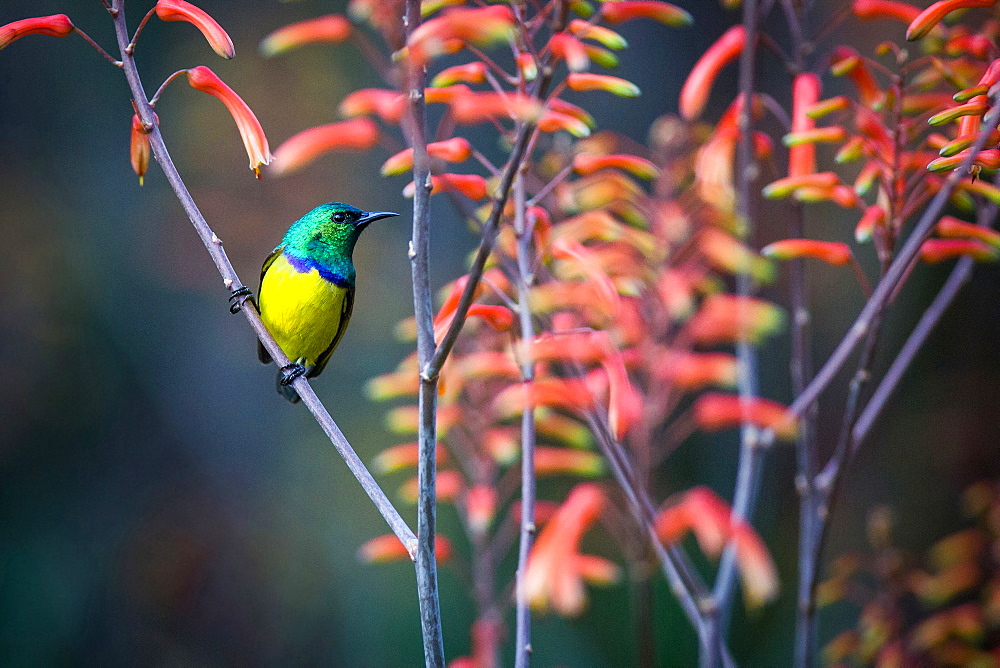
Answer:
xmin=256 ymin=202 xmax=398 ymax=402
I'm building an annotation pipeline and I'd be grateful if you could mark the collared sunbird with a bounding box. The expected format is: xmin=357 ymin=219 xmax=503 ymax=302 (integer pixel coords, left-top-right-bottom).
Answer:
xmin=256 ymin=202 xmax=398 ymax=402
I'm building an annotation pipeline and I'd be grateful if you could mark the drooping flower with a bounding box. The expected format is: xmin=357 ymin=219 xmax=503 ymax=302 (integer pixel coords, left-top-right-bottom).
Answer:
xmin=524 ymin=484 xmax=618 ymax=616
xmin=920 ymin=239 xmax=1000 ymax=263
xmin=679 ymin=26 xmax=746 ymax=120
xmin=270 ymin=119 xmax=379 ymax=175
xmin=259 ymin=15 xmax=351 ymax=57
xmin=907 ymin=0 xmax=998 ymax=41
xmin=156 ymin=0 xmax=234 ymax=58
xmin=762 ymin=239 xmax=854 ymax=266
xmin=130 ymin=114 xmax=156 ymax=186
xmin=359 ymin=534 xmax=453 ymax=563
xmin=185 ymin=66 xmax=272 ymax=177
xmin=0 ymin=14 xmax=74 ymax=50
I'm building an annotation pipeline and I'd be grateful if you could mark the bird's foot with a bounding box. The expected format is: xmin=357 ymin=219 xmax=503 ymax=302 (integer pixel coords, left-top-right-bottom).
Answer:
xmin=228 ymin=285 xmax=253 ymax=314
xmin=279 ymin=363 xmax=307 ymax=386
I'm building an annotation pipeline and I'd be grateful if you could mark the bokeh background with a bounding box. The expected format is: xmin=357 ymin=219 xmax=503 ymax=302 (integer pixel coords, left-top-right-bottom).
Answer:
xmin=2 ymin=0 xmax=999 ymax=665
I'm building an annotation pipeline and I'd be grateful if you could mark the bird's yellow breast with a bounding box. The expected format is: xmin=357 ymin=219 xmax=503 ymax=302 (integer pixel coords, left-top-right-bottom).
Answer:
xmin=258 ymin=254 xmax=350 ymax=366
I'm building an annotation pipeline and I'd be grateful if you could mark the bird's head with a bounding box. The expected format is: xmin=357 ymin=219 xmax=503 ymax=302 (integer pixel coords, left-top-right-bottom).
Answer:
xmin=285 ymin=202 xmax=399 ymax=257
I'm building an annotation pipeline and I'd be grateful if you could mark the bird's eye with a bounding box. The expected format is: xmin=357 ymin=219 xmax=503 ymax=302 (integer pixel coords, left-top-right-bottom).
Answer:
xmin=332 ymin=213 xmax=346 ymax=223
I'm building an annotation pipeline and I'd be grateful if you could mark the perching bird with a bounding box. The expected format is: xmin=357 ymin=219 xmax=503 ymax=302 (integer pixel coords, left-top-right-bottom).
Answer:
xmin=256 ymin=202 xmax=398 ymax=402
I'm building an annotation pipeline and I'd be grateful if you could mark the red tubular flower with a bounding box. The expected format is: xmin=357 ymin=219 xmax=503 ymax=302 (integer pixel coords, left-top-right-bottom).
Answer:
xmin=156 ymin=0 xmax=234 ymax=58
xmin=381 ymin=137 xmax=473 ymax=176
xmin=517 ymin=53 xmax=538 ymax=81
xmin=831 ymin=47 xmax=881 ymax=107
xmin=259 ymin=14 xmax=351 ymax=57
xmin=762 ymin=171 xmax=841 ymax=199
xmin=548 ymin=33 xmax=590 ymax=72
xmin=687 ymin=294 xmax=785 ymax=345
xmin=373 ymin=443 xmax=447 ymax=474
xmin=524 ymin=484 xmax=613 ymax=615
xmin=399 ymin=469 xmax=464 ymax=503
xmin=783 ymin=126 xmax=848 ymax=146
xmin=761 ymin=239 xmax=854 ymax=266
xmin=430 ymin=61 xmax=487 ymax=87
xmin=535 ymin=447 xmax=604 ymax=477
xmin=448 ymin=91 xmax=543 ymax=124
xmin=928 ymin=149 xmax=1000 ymax=172
xmin=655 ymin=351 xmax=740 ymax=389
xmin=679 ymin=26 xmax=746 ymax=120
xmin=699 ymin=228 xmax=775 ymax=283
xmin=130 ymin=114 xmax=156 ymax=186
xmin=538 ymin=111 xmax=592 ymax=137
xmin=185 ymin=66 xmax=272 ymax=177
xmin=600 ymin=1 xmax=693 ymax=26
xmin=270 ymin=119 xmax=379 ymax=175
xmin=493 ymin=378 xmax=593 ymax=418
xmin=339 ymin=88 xmax=405 ymax=123
xmin=694 ymin=393 xmax=799 ymax=440
xmin=404 ymin=173 xmax=490 ymax=200
xmin=0 ymin=14 xmax=74 ymax=50
xmin=852 ymin=0 xmax=921 ymax=23
xmin=464 ymin=485 xmax=497 ymax=535
xmin=907 ymin=0 xmax=998 ymax=41
xmin=359 ymin=534 xmax=453 ymax=563
xmin=566 ymin=73 xmax=640 ymax=97
xmin=789 ymin=73 xmax=821 ymax=177
xmin=920 ymin=239 xmax=1000 ymax=263
xmin=569 ymin=20 xmax=628 ymax=49
xmin=936 ymin=215 xmax=1000 ymax=247
xmin=572 ymin=153 xmax=659 ymax=179
xmin=406 ymin=5 xmax=515 ymax=65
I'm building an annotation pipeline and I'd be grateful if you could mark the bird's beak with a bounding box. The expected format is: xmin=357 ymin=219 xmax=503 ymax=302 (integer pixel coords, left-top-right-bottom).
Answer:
xmin=357 ymin=210 xmax=399 ymax=229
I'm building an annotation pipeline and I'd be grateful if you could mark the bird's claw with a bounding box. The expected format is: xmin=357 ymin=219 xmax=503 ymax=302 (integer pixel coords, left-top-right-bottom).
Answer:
xmin=228 ymin=285 xmax=253 ymax=314
xmin=279 ymin=363 xmax=307 ymax=386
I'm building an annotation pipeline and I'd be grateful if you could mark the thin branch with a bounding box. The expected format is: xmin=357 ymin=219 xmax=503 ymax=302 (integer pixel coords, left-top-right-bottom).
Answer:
xmin=107 ymin=0 xmax=417 ymax=555
xmin=149 ymin=69 xmax=187 ymax=107
xmin=73 ymin=27 xmax=121 ymax=65
xmin=403 ymin=1 xmax=446 ymax=665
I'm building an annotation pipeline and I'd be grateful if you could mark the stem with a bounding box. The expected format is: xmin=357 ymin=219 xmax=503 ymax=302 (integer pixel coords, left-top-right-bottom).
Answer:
xmin=712 ymin=0 xmax=764 ymax=633
xmin=107 ymin=0 xmax=418 ymax=556
xmin=403 ymin=1 xmax=446 ymax=665
xmin=512 ymin=172 xmax=538 ymax=668
xmin=127 ymin=7 xmax=156 ymax=54
xmin=149 ymin=69 xmax=188 ymax=107
xmin=73 ymin=28 xmax=121 ymax=65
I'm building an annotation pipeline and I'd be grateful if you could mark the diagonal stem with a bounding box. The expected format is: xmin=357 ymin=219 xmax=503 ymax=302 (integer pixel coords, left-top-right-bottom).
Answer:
xmin=106 ymin=0 xmax=417 ymax=554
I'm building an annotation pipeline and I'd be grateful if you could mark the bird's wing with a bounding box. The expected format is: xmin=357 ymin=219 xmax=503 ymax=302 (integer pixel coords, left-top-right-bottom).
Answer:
xmin=308 ymin=285 xmax=355 ymax=378
xmin=257 ymin=245 xmax=284 ymax=365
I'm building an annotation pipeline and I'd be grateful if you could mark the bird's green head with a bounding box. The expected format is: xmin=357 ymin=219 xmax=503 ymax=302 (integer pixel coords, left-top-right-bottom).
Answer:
xmin=282 ymin=202 xmax=398 ymax=283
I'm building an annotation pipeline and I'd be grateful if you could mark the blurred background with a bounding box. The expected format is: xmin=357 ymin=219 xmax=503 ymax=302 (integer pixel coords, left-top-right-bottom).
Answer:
xmin=1 ymin=0 xmax=999 ymax=665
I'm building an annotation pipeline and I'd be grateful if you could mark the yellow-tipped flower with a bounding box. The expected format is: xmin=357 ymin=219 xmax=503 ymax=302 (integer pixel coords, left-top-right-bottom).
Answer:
xmin=566 ymin=73 xmax=640 ymax=97
xmin=259 ymin=15 xmax=351 ymax=57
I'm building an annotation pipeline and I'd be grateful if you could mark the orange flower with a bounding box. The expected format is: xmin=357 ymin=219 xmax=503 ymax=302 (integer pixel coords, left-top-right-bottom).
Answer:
xmin=448 ymin=91 xmax=543 ymax=124
xmin=936 ymin=216 xmax=1000 ymax=248
xmin=761 ymin=239 xmax=854 ymax=266
xmin=693 ymin=393 xmax=798 ymax=440
xmin=524 ymin=484 xmax=617 ymax=615
xmin=406 ymin=5 xmax=515 ymax=65
xmin=156 ymin=0 xmax=234 ymax=58
xmin=538 ymin=111 xmax=592 ymax=137
xmin=130 ymin=114 xmax=156 ymax=186
xmin=382 ymin=138 xmax=472 ymax=175
xmin=270 ymin=119 xmax=379 ymax=175
xmin=373 ymin=442 xmax=447 ymax=474
xmin=464 ymin=485 xmax=497 ymax=535
xmin=789 ymin=73 xmax=821 ymax=177
xmin=359 ymin=534 xmax=453 ymax=563
xmin=185 ymin=66 xmax=272 ymax=177
xmin=654 ymin=351 xmax=740 ymax=389
xmin=830 ymin=47 xmax=881 ymax=107
xmin=655 ymin=487 xmax=778 ymax=607
xmin=404 ymin=173 xmax=489 ymax=201
xmin=852 ymin=0 xmax=921 ymax=23
xmin=551 ymin=238 xmax=621 ymax=314
xmin=920 ymin=239 xmax=1000 ymax=263
xmin=548 ymin=33 xmax=590 ymax=72
xmin=430 ymin=62 xmax=487 ymax=87
xmin=339 ymin=88 xmax=405 ymax=123
xmin=0 ymin=14 xmax=74 ymax=50
xmin=761 ymin=171 xmax=844 ymax=198
xmin=568 ymin=20 xmax=628 ymax=49
xmin=600 ymin=1 xmax=693 ymax=26
xmin=907 ymin=0 xmax=997 ymax=41
xmin=534 ymin=448 xmax=605 ymax=477
xmin=680 ymin=26 xmax=746 ymax=120
xmin=566 ymin=73 xmax=640 ymax=97
xmin=572 ymin=153 xmax=659 ymax=179
xmin=399 ymin=469 xmax=464 ymax=503
xmin=259 ymin=15 xmax=351 ymax=57
xmin=493 ymin=378 xmax=593 ymax=418
xmin=699 ymin=228 xmax=775 ymax=283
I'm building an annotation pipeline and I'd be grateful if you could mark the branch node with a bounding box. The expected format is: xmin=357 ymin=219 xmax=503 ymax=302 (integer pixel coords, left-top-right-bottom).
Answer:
xmin=408 ymin=240 xmax=417 ymax=259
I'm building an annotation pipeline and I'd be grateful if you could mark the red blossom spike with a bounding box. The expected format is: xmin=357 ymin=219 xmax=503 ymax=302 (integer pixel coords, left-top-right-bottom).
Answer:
xmin=524 ymin=484 xmax=608 ymax=616
xmin=404 ymin=173 xmax=490 ymax=200
xmin=270 ymin=119 xmax=379 ymax=176
xmin=259 ymin=14 xmax=351 ymax=57
xmin=156 ymin=0 xmax=234 ymax=58
xmin=339 ymin=88 xmax=405 ymax=123
xmin=0 ymin=14 xmax=74 ymax=50
xmin=679 ymin=26 xmax=746 ymax=120
xmin=852 ymin=0 xmax=922 ymax=23
xmin=548 ymin=33 xmax=590 ymax=72
xmin=130 ymin=114 xmax=156 ymax=186
xmin=694 ymin=393 xmax=799 ymax=440
xmin=600 ymin=1 xmax=693 ymax=26
xmin=359 ymin=534 xmax=453 ymax=563
xmin=762 ymin=239 xmax=854 ymax=266
xmin=381 ymin=137 xmax=473 ymax=176
xmin=789 ymin=73 xmax=821 ymax=177
xmin=907 ymin=0 xmax=998 ymax=41
xmin=920 ymin=239 xmax=1000 ymax=263
xmin=430 ymin=61 xmax=487 ymax=87
xmin=185 ymin=66 xmax=272 ymax=177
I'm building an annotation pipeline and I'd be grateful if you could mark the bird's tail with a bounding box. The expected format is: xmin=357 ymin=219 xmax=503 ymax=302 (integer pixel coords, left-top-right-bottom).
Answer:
xmin=276 ymin=368 xmax=302 ymax=403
